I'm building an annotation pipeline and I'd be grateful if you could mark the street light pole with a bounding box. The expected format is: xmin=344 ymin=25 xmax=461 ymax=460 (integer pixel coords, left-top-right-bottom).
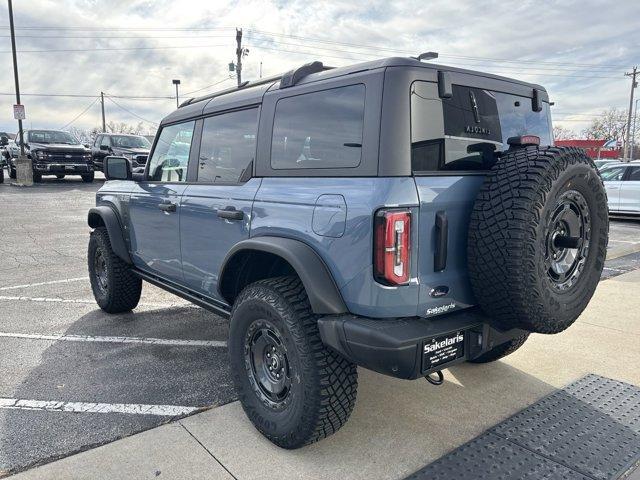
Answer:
xmin=7 ymin=0 xmax=32 ymax=185
xmin=172 ymin=79 xmax=180 ymax=108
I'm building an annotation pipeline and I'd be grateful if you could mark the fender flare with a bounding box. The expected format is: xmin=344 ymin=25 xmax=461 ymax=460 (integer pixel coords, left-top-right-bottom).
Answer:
xmin=219 ymin=236 xmax=347 ymax=315
xmin=87 ymin=206 xmax=132 ymax=264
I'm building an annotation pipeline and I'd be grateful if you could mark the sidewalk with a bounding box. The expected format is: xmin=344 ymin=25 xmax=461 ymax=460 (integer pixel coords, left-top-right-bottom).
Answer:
xmin=11 ymin=269 xmax=640 ymax=480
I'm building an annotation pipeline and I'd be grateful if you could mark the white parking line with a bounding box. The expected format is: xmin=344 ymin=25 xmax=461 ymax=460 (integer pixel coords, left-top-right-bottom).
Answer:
xmin=0 ymin=398 xmax=202 ymax=416
xmin=0 ymin=331 xmax=226 ymax=347
xmin=0 ymin=277 xmax=88 ymax=291
xmin=0 ymin=295 xmax=191 ymax=308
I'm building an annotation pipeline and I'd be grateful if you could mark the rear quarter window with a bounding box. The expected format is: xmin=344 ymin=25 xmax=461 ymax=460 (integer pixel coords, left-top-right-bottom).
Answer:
xmin=270 ymin=84 xmax=365 ymax=170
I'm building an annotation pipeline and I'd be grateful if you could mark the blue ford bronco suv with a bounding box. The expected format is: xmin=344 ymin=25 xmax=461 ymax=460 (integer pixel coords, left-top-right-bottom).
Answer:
xmin=87 ymin=56 xmax=608 ymax=449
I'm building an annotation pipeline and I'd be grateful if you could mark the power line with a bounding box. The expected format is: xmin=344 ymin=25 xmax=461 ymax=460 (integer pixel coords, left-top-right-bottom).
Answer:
xmin=59 ymin=97 xmax=99 ymax=129
xmin=246 ymin=45 xmax=625 ymax=79
xmin=246 ymin=29 xmax=632 ymax=69
xmin=183 ymin=77 xmax=232 ymax=95
xmin=0 ymin=92 xmax=173 ymax=99
xmin=105 ymin=96 xmax=159 ymax=125
xmin=0 ymin=44 xmax=228 ymax=54
xmin=245 ymin=34 xmax=625 ymax=72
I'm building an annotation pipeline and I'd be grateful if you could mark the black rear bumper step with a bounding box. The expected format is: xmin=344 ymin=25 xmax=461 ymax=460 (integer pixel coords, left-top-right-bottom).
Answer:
xmin=318 ymin=308 xmax=526 ymax=380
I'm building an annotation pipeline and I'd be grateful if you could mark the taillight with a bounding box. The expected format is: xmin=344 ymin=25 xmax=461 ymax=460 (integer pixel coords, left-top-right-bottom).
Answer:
xmin=374 ymin=209 xmax=411 ymax=285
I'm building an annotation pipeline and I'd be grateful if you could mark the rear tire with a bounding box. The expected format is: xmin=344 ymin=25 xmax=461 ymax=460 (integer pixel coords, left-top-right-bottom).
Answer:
xmin=469 ymin=334 xmax=529 ymax=363
xmin=0 ymin=167 xmax=4 ymax=183
xmin=468 ymin=147 xmax=608 ymax=334
xmin=88 ymin=226 xmax=141 ymax=313
xmin=228 ymin=276 xmax=358 ymax=449
xmin=32 ymin=172 xmax=42 ymax=183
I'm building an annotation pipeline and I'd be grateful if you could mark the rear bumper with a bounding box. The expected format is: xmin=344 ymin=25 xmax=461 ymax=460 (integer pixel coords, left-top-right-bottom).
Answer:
xmin=318 ymin=308 xmax=527 ymax=380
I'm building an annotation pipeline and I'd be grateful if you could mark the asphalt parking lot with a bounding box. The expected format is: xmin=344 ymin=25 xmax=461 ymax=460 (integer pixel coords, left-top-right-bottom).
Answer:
xmin=0 ymin=175 xmax=639 ymax=477
xmin=0 ymin=175 xmax=237 ymax=476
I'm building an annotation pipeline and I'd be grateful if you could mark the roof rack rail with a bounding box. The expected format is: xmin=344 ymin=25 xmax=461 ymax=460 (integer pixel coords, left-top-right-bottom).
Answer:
xmin=179 ymin=61 xmax=332 ymax=108
xmin=279 ymin=61 xmax=327 ymax=88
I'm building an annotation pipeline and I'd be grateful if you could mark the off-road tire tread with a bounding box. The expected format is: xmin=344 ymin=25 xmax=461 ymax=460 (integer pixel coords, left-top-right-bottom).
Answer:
xmin=88 ymin=226 xmax=141 ymax=313
xmin=469 ymin=333 xmax=529 ymax=363
xmin=468 ymin=146 xmax=608 ymax=334
xmin=230 ymin=276 xmax=357 ymax=449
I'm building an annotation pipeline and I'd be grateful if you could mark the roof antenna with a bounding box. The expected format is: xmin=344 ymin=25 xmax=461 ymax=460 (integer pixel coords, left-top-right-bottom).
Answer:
xmin=416 ymin=51 xmax=439 ymax=61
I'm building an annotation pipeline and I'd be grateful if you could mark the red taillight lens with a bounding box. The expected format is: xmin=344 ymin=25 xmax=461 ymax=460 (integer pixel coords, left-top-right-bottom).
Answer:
xmin=374 ymin=209 xmax=411 ymax=285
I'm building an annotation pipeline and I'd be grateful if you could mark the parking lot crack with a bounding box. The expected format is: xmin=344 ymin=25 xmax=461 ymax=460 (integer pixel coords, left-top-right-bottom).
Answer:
xmin=180 ymin=423 xmax=238 ymax=480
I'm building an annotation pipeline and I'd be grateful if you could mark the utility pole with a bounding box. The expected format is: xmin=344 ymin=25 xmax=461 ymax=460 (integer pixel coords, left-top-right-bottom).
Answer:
xmin=624 ymin=66 xmax=637 ymax=161
xmin=630 ymin=98 xmax=639 ymax=160
xmin=172 ymin=79 xmax=181 ymax=108
xmin=236 ymin=28 xmax=243 ymax=86
xmin=8 ymin=0 xmax=32 ymax=185
xmin=100 ymin=92 xmax=106 ymax=132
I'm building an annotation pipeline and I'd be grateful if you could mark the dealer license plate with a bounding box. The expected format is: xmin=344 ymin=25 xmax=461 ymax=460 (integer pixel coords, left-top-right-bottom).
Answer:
xmin=422 ymin=331 xmax=465 ymax=371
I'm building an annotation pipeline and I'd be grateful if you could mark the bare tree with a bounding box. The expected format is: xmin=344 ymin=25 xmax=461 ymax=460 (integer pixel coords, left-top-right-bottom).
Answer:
xmin=582 ymin=108 xmax=628 ymax=143
xmin=553 ymin=125 xmax=576 ymax=140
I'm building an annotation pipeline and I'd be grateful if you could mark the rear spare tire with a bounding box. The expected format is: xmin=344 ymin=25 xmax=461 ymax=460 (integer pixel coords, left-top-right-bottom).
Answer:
xmin=468 ymin=146 xmax=608 ymax=334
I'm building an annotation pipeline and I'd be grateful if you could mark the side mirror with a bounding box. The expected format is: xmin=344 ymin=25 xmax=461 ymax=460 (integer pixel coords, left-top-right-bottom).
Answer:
xmin=0 ymin=137 xmax=8 ymax=146
xmin=83 ymin=143 xmax=90 ymax=149
xmin=104 ymin=156 xmax=131 ymax=181
xmin=100 ymin=145 xmax=110 ymax=151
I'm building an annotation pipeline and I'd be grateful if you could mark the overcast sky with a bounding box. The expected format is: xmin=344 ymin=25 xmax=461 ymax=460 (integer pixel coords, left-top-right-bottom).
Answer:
xmin=0 ymin=0 xmax=638 ymax=137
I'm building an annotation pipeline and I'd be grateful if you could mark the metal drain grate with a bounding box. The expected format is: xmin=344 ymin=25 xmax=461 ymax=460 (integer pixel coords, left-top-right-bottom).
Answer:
xmin=407 ymin=374 xmax=640 ymax=480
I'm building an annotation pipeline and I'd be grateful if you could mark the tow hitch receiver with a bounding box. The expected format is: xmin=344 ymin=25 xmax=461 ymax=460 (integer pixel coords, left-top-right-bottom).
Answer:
xmin=425 ymin=370 xmax=444 ymax=386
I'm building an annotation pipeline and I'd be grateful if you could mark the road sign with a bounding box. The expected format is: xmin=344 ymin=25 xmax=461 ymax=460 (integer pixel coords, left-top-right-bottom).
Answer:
xmin=13 ymin=104 xmax=25 ymax=120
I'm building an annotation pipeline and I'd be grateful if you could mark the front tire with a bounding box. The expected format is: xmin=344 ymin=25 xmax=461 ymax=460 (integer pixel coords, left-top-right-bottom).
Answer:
xmin=81 ymin=172 xmax=95 ymax=183
xmin=32 ymin=172 xmax=42 ymax=183
xmin=88 ymin=227 xmax=141 ymax=313
xmin=9 ymin=166 xmax=16 ymax=179
xmin=228 ymin=276 xmax=358 ymax=449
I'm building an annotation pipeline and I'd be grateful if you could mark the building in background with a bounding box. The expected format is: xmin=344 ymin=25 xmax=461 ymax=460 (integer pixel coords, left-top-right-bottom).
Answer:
xmin=555 ymin=139 xmax=621 ymax=159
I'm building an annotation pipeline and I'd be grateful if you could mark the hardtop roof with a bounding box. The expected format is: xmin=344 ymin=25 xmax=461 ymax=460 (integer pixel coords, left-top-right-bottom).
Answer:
xmin=161 ymin=56 xmax=548 ymax=126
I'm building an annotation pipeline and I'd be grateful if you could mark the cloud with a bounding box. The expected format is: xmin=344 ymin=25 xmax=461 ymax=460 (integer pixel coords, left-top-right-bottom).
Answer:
xmin=0 ymin=0 xmax=637 ymax=136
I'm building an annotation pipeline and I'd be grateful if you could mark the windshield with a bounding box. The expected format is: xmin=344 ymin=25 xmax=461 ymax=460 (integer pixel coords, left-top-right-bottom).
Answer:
xmin=110 ymin=135 xmax=151 ymax=149
xmin=28 ymin=130 xmax=79 ymax=145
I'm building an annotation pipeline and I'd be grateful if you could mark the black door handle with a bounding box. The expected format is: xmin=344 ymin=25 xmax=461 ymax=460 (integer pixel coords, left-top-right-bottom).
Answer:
xmin=158 ymin=202 xmax=177 ymax=213
xmin=217 ymin=206 xmax=244 ymax=220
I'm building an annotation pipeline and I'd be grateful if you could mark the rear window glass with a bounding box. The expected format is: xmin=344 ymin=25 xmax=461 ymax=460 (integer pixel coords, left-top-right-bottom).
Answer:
xmin=271 ymin=84 xmax=365 ymax=170
xmin=411 ymin=82 xmax=552 ymax=173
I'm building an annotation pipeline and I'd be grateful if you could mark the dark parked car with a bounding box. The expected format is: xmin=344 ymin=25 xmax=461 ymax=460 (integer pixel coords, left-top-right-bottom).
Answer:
xmin=91 ymin=133 xmax=151 ymax=172
xmin=87 ymin=57 xmax=608 ymax=449
xmin=6 ymin=130 xmax=93 ymax=182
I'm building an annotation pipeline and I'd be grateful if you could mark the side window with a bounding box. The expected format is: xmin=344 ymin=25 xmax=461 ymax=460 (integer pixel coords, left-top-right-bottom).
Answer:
xmin=94 ymin=135 xmax=102 ymax=147
xmin=147 ymin=121 xmax=195 ymax=182
xmin=271 ymin=84 xmax=365 ymax=170
xmin=197 ymin=108 xmax=258 ymax=184
xmin=626 ymin=166 xmax=640 ymax=181
xmin=100 ymin=136 xmax=110 ymax=147
xmin=600 ymin=166 xmax=626 ymax=181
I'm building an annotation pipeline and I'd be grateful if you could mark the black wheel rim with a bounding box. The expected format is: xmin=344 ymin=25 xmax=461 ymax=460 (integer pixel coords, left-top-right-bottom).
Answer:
xmin=544 ymin=190 xmax=591 ymax=291
xmin=93 ymin=248 xmax=108 ymax=295
xmin=244 ymin=320 xmax=292 ymax=409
